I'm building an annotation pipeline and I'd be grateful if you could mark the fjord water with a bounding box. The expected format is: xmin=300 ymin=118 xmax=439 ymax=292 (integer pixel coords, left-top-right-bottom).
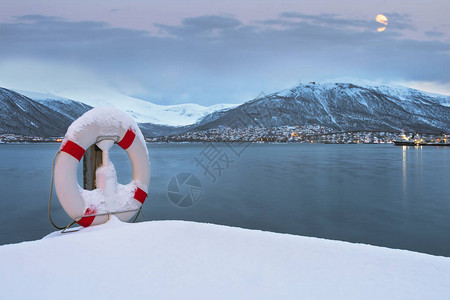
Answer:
xmin=0 ymin=143 xmax=448 ymax=256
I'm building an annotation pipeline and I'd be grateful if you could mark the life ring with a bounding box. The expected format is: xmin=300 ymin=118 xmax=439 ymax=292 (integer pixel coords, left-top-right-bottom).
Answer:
xmin=54 ymin=107 xmax=150 ymax=227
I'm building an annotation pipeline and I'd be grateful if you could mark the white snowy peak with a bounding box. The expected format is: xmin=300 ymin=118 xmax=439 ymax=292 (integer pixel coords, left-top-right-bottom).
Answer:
xmin=16 ymin=89 xmax=239 ymax=127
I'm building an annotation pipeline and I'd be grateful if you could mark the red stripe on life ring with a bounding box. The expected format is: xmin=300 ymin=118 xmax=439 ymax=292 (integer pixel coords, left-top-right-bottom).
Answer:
xmin=77 ymin=216 xmax=95 ymax=227
xmin=61 ymin=140 xmax=85 ymax=161
xmin=77 ymin=207 xmax=97 ymax=227
xmin=134 ymin=188 xmax=147 ymax=204
xmin=117 ymin=129 xmax=136 ymax=150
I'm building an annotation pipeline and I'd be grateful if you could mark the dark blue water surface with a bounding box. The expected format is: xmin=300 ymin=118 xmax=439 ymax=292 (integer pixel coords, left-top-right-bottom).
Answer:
xmin=0 ymin=143 xmax=449 ymax=256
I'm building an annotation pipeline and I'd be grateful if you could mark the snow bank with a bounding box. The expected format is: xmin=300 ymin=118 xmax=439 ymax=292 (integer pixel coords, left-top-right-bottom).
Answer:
xmin=1 ymin=219 xmax=449 ymax=300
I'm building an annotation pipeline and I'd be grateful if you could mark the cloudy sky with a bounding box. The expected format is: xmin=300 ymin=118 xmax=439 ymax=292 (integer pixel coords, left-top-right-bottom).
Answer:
xmin=0 ymin=0 xmax=449 ymax=105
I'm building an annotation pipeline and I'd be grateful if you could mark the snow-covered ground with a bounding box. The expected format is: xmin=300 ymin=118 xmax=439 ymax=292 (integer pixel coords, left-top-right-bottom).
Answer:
xmin=1 ymin=217 xmax=449 ymax=300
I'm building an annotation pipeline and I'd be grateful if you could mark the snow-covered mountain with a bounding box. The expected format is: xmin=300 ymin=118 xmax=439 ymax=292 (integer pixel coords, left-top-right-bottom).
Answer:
xmin=194 ymin=82 xmax=450 ymax=132
xmin=73 ymin=95 xmax=238 ymax=126
xmin=2 ymin=81 xmax=449 ymax=137
xmin=16 ymin=89 xmax=238 ymax=127
xmin=0 ymin=88 xmax=83 ymax=136
xmin=0 ymin=88 xmax=237 ymax=136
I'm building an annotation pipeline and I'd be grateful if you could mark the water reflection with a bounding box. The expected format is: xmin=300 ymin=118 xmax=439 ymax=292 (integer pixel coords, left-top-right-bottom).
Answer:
xmin=415 ymin=146 xmax=423 ymax=186
xmin=402 ymin=146 xmax=407 ymax=201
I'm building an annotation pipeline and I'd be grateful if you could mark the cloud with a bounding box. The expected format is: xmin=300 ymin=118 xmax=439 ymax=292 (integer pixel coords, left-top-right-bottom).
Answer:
xmin=425 ymin=31 xmax=445 ymax=38
xmin=15 ymin=15 xmax=63 ymax=22
xmin=279 ymin=11 xmax=415 ymax=31
xmin=280 ymin=12 xmax=373 ymax=29
xmin=183 ymin=15 xmax=241 ymax=29
xmin=156 ymin=15 xmax=241 ymax=37
xmin=0 ymin=13 xmax=449 ymax=105
xmin=0 ymin=59 xmax=147 ymax=102
xmin=393 ymin=80 xmax=450 ymax=96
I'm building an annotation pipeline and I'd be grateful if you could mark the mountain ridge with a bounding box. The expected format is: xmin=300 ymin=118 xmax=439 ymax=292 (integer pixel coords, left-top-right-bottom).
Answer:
xmin=14 ymin=89 xmax=239 ymax=127
xmin=1 ymin=82 xmax=449 ymax=137
xmin=192 ymin=82 xmax=449 ymax=133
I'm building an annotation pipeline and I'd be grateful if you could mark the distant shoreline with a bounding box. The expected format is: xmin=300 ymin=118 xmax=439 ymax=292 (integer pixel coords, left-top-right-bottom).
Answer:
xmin=0 ymin=140 xmax=395 ymax=145
xmin=2 ymin=129 xmax=448 ymax=145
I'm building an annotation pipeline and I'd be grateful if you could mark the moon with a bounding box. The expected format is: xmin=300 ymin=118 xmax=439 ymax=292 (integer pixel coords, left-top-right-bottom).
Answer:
xmin=376 ymin=14 xmax=388 ymax=32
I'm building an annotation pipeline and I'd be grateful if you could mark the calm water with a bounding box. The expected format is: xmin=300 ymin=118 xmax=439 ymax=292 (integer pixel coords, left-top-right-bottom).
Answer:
xmin=0 ymin=143 xmax=449 ymax=256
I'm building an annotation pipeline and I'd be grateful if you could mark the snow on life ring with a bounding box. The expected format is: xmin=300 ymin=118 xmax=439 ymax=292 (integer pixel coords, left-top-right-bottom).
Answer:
xmin=54 ymin=107 xmax=150 ymax=227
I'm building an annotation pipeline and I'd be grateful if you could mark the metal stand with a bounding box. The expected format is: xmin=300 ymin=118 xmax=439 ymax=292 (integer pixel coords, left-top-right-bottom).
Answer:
xmin=61 ymin=209 xmax=140 ymax=233
xmin=83 ymin=145 xmax=103 ymax=190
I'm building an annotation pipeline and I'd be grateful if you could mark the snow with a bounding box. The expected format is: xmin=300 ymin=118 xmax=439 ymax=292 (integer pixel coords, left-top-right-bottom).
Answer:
xmin=13 ymin=82 xmax=449 ymax=129
xmin=82 ymin=139 xmax=140 ymax=213
xmin=79 ymin=97 xmax=239 ymax=127
xmin=435 ymin=100 xmax=449 ymax=107
xmin=1 ymin=218 xmax=449 ymax=300
xmin=322 ymin=77 xmax=384 ymax=87
xmin=15 ymin=102 xmax=26 ymax=111
xmin=64 ymin=106 xmax=146 ymax=154
xmin=80 ymin=181 xmax=140 ymax=213
xmin=15 ymin=88 xmax=239 ymax=127
xmin=64 ymin=106 xmax=132 ymax=140
xmin=281 ymin=80 xmax=450 ymax=117
xmin=13 ymin=89 xmax=73 ymax=102
xmin=63 ymin=107 xmax=148 ymax=213
xmin=321 ymin=78 xmax=450 ymax=107
xmin=95 ymin=140 xmax=118 ymax=205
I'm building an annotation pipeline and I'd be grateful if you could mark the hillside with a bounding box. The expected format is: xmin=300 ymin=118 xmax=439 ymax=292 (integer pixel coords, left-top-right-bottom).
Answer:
xmin=1 ymin=82 xmax=449 ymax=138
xmin=194 ymin=83 xmax=450 ymax=133
xmin=0 ymin=88 xmax=85 ymax=137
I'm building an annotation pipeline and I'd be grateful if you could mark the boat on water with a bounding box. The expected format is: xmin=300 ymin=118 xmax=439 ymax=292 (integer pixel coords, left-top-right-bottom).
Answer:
xmin=393 ymin=131 xmax=418 ymax=146
xmin=393 ymin=131 xmax=449 ymax=146
xmin=393 ymin=140 xmax=417 ymax=146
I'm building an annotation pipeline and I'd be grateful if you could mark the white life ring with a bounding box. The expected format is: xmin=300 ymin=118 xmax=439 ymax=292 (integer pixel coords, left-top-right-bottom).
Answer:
xmin=54 ymin=107 xmax=150 ymax=227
